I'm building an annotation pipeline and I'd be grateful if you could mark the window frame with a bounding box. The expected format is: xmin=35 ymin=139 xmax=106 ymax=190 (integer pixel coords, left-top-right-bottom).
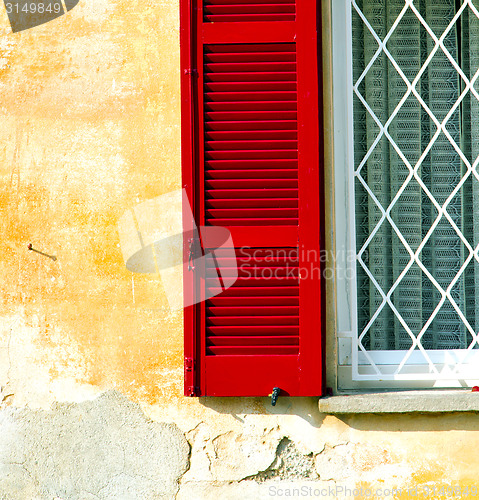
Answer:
xmin=328 ymin=0 xmax=479 ymax=391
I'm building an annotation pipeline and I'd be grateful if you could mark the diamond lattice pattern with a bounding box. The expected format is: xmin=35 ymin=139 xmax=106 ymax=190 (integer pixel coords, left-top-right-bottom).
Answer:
xmin=352 ymin=0 xmax=479 ymax=378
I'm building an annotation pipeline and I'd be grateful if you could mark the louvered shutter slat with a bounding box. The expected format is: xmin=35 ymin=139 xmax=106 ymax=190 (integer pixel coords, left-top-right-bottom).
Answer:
xmin=206 ymin=111 xmax=297 ymax=121
xmin=206 ymin=131 xmax=297 ymax=140
xmin=206 ymin=267 xmax=298 ymax=278
xmin=205 ymin=43 xmax=294 ymax=53
xmin=207 ymin=317 xmax=299 ymax=326
xmin=206 ymin=179 xmax=297 ymax=188
xmin=206 ymin=207 xmax=298 ymax=217
xmin=207 ymin=325 xmax=299 ymax=335
xmin=207 ymin=306 xmax=299 ymax=315
xmin=205 ymin=53 xmax=297 ymax=63
xmin=208 ymin=336 xmax=299 ymax=346
xmin=206 ymin=207 xmax=299 ymax=217
xmin=208 ymin=219 xmax=297 ymax=226
xmin=207 ymin=285 xmax=299 ymax=296
xmin=206 ymin=123 xmax=297 ymax=133
xmin=206 ymin=278 xmax=298 ymax=287
xmin=206 ymin=73 xmax=296 ymax=83
xmin=204 ymin=4 xmax=295 ymax=15
xmin=206 ymin=82 xmax=297 ymax=93
xmin=208 ymin=296 xmax=299 ymax=306
xmin=206 ymin=159 xmax=297 ymax=167
xmin=205 ymin=141 xmax=297 ymax=151
xmin=205 ymin=199 xmax=298 ymax=209
xmin=208 ymin=346 xmax=299 ymax=355
xmin=206 ymin=188 xmax=297 ymax=198
xmin=206 ymin=169 xmax=298 ymax=178
xmin=206 ymin=75 xmax=296 ymax=85
xmin=205 ymin=61 xmax=296 ymax=71
xmin=207 ymin=254 xmax=298 ymax=265
xmin=206 ymin=91 xmax=297 ymax=100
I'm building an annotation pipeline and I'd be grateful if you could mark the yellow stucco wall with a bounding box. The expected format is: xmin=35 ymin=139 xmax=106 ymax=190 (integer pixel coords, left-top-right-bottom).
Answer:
xmin=3 ymin=1 xmax=479 ymax=498
xmin=0 ymin=0 xmax=183 ymax=406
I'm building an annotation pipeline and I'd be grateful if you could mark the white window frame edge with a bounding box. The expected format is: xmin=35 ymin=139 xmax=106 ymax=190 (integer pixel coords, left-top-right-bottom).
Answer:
xmin=330 ymin=0 xmax=479 ymax=390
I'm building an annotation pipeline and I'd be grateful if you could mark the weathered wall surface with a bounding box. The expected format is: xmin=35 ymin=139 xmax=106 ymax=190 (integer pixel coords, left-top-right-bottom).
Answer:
xmin=0 ymin=391 xmax=189 ymax=499
xmin=2 ymin=0 xmax=479 ymax=499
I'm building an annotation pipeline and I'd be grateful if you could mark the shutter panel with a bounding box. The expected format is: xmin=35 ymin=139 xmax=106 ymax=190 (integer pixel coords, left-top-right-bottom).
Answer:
xmin=205 ymin=247 xmax=300 ymax=355
xmin=181 ymin=0 xmax=322 ymax=396
xmin=204 ymin=43 xmax=299 ymax=227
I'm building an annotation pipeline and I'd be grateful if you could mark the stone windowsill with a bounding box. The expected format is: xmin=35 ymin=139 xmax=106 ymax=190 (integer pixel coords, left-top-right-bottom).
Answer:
xmin=318 ymin=390 xmax=479 ymax=414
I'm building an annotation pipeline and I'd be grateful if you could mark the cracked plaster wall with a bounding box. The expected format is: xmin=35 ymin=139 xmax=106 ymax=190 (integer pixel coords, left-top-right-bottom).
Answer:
xmin=0 ymin=391 xmax=189 ymax=499
xmin=2 ymin=0 xmax=479 ymax=498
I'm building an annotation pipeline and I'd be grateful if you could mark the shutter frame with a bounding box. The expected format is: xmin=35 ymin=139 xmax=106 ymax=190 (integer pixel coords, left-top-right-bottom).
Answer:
xmin=181 ymin=0 xmax=324 ymax=397
xmin=181 ymin=0 xmax=199 ymax=397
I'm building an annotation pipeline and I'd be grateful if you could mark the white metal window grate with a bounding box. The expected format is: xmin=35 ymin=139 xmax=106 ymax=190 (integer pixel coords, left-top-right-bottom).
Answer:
xmin=349 ymin=0 xmax=479 ymax=381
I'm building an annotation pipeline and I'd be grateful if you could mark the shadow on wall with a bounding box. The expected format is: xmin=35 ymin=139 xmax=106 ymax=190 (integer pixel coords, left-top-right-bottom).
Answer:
xmin=338 ymin=411 xmax=479 ymax=432
xmin=199 ymin=396 xmax=326 ymax=429
xmin=201 ymin=395 xmax=479 ymax=433
xmin=117 ymin=189 xmax=236 ymax=311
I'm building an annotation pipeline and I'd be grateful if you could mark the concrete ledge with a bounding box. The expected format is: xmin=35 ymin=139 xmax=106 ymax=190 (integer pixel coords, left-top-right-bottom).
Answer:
xmin=318 ymin=390 xmax=479 ymax=414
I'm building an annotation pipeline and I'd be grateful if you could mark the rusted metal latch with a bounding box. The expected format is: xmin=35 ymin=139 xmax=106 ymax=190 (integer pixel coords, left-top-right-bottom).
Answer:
xmin=270 ymin=387 xmax=281 ymax=406
xmin=28 ymin=243 xmax=57 ymax=261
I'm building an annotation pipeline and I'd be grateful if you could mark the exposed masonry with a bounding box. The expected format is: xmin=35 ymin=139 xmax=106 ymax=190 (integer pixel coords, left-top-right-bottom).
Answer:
xmin=242 ymin=438 xmax=319 ymax=482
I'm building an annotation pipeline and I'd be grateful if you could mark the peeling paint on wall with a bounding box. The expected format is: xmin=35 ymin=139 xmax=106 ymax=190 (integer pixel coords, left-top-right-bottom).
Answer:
xmin=0 ymin=391 xmax=189 ymax=499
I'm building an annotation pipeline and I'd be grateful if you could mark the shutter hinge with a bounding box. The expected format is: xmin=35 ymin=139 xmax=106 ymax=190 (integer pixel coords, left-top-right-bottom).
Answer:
xmin=186 ymin=386 xmax=198 ymax=397
xmin=185 ymin=358 xmax=198 ymax=397
xmin=185 ymin=357 xmax=194 ymax=372
xmin=184 ymin=68 xmax=198 ymax=76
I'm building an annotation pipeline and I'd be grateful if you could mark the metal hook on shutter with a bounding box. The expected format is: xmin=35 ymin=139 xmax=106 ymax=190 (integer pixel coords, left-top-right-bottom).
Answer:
xmin=270 ymin=387 xmax=281 ymax=406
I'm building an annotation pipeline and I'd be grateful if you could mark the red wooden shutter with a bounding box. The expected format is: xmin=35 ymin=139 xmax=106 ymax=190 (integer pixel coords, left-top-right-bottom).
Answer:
xmin=181 ymin=0 xmax=323 ymax=396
